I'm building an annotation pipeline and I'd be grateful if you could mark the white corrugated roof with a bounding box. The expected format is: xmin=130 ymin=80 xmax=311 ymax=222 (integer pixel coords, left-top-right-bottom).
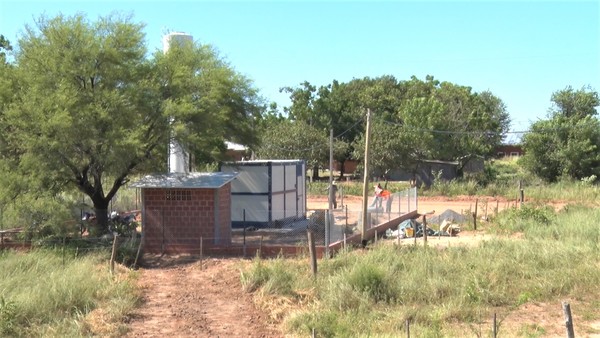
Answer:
xmin=225 ymin=141 xmax=247 ymax=151
xmin=130 ymin=172 xmax=238 ymax=189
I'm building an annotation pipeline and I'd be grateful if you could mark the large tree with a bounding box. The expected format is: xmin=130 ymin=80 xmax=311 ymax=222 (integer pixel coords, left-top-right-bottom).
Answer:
xmin=352 ymin=76 xmax=510 ymax=180
xmin=521 ymin=86 xmax=600 ymax=182
xmin=256 ymin=119 xmax=329 ymax=171
xmin=282 ymin=75 xmax=404 ymax=177
xmin=2 ymin=14 xmax=262 ymax=233
xmin=283 ymin=75 xmax=509 ymax=180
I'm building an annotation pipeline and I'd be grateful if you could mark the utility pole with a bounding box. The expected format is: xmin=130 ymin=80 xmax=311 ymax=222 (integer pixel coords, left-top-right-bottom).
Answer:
xmin=361 ymin=109 xmax=372 ymax=241
xmin=329 ymin=128 xmax=334 ymax=212
xmin=327 ymin=128 xmax=334 ymax=257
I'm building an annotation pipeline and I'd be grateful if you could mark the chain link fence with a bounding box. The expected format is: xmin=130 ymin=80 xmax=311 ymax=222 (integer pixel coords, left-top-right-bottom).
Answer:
xmin=230 ymin=186 xmax=418 ymax=249
xmin=2 ymin=188 xmax=418 ymax=258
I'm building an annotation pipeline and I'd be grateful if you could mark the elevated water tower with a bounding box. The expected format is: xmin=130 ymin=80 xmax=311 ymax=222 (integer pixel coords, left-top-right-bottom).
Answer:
xmin=162 ymin=32 xmax=193 ymax=173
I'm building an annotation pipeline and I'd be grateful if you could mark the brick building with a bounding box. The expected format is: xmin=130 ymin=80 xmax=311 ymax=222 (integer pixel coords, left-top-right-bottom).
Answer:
xmin=496 ymin=144 xmax=524 ymax=158
xmin=131 ymin=172 xmax=237 ymax=254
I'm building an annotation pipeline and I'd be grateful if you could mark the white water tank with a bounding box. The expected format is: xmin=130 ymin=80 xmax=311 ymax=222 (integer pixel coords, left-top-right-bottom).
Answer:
xmin=162 ymin=32 xmax=193 ymax=53
xmin=163 ymin=32 xmax=193 ymax=173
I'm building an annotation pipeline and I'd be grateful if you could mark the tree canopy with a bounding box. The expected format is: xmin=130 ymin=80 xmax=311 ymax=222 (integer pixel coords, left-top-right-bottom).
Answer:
xmin=0 ymin=14 xmax=262 ymax=232
xmin=279 ymin=75 xmax=510 ymax=179
xmin=521 ymin=86 xmax=600 ymax=182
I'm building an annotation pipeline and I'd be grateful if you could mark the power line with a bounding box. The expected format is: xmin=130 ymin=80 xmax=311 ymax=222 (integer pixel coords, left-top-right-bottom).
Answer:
xmin=381 ymin=119 xmax=596 ymax=136
xmin=334 ymin=115 xmax=365 ymax=139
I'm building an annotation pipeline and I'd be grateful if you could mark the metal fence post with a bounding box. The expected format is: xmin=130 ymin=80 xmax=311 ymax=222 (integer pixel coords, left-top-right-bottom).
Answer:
xmin=414 ymin=187 xmax=418 ymax=212
xmin=243 ymin=209 xmax=247 ymax=257
xmin=325 ymin=209 xmax=330 ymax=258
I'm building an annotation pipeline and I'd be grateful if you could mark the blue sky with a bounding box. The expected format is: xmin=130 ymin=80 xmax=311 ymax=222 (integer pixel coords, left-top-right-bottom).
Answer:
xmin=1 ymin=0 xmax=598 ymax=138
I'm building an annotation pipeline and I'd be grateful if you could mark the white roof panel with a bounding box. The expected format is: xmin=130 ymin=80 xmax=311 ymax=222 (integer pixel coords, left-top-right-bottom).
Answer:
xmin=130 ymin=172 xmax=238 ymax=189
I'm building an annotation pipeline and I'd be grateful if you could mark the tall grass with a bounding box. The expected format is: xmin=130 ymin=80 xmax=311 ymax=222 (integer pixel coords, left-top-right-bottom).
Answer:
xmin=242 ymin=205 xmax=600 ymax=337
xmin=0 ymin=249 xmax=138 ymax=337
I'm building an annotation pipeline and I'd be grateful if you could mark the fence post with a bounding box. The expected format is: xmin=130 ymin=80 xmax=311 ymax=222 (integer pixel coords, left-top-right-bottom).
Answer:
xmin=473 ymin=199 xmax=478 ymax=231
xmin=414 ymin=187 xmax=418 ymax=212
xmin=307 ymin=229 xmax=317 ymax=277
xmin=110 ymin=235 xmax=118 ymax=275
xmin=134 ymin=230 xmax=144 ymax=268
xmin=200 ymin=236 xmax=203 ymax=270
xmin=243 ymin=209 xmax=247 ymax=257
xmin=520 ymin=189 xmax=525 ymax=208
xmin=492 ymin=313 xmax=497 ymax=338
xmin=406 ymin=318 xmax=410 ymax=338
xmin=345 ymin=205 xmax=348 ymax=232
xmin=398 ymin=192 xmax=402 ymax=215
xmin=563 ymin=302 xmax=575 ymax=338
xmin=161 ymin=208 xmax=165 ymax=255
xmin=325 ymin=210 xmax=330 ymax=258
xmin=423 ymin=215 xmax=427 ymax=245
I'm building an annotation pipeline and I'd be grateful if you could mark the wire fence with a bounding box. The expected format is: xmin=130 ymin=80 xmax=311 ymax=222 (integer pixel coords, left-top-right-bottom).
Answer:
xmin=1 ymin=188 xmax=418 ymax=257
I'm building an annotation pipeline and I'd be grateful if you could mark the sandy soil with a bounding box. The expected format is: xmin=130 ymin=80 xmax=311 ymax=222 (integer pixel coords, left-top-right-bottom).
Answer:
xmin=124 ymin=195 xmax=590 ymax=338
xmin=126 ymin=256 xmax=281 ymax=338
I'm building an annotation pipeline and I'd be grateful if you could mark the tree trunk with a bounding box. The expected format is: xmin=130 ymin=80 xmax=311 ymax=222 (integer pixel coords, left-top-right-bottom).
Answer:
xmin=92 ymin=207 xmax=109 ymax=236
xmin=89 ymin=192 xmax=111 ymax=236
xmin=312 ymin=165 xmax=320 ymax=181
xmin=339 ymin=161 xmax=346 ymax=178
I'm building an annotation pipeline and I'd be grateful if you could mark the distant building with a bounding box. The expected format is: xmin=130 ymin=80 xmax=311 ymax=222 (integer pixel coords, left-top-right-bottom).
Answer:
xmin=496 ymin=144 xmax=524 ymax=158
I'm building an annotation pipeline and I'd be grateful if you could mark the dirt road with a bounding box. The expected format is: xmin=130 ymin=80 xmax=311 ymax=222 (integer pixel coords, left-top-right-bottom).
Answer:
xmin=126 ymin=257 xmax=281 ymax=338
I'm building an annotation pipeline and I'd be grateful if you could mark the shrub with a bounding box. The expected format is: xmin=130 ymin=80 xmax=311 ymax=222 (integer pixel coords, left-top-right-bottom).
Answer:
xmin=241 ymin=257 xmax=296 ymax=296
xmin=0 ymin=297 xmax=16 ymax=336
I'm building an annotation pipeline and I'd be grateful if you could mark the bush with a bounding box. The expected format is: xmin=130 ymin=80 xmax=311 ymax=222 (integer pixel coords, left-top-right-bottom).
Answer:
xmin=241 ymin=257 xmax=296 ymax=296
xmin=0 ymin=297 xmax=16 ymax=336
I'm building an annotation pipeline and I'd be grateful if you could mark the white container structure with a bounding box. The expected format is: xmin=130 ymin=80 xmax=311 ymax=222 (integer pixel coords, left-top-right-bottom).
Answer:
xmin=220 ymin=160 xmax=306 ymax=228
xmin=162 ymin=32 xmax=194 ymax=173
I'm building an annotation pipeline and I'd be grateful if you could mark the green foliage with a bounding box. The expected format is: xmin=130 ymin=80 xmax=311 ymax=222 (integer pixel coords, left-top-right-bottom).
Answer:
xmin=2 ymin=13 xmax=262 ymax=233
xmin=0 ymin=249 xmax=138 ymax=336
xmin=1 ymin=194 xmax=77 ymax=236
xmin=282 ymin=75 xmax=509 ymax=178
xmin=521 ymin=86 xmax=600 ymax=182
xmin=256 ymin=120 xmax=329 ymax=169
xmin=240 ymin=257 xmax=296 ymax=296
xmin=0 ymin=296 xmax=16 ymax=336
xmin=493 ymin=204 xmax=555 ymax=234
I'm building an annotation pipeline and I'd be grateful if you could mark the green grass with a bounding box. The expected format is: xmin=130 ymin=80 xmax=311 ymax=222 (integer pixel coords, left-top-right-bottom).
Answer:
xmin=0 ymin=249 xmax=139 ymax=337
xmin=241 ymin=205 xmax=600 ymax=337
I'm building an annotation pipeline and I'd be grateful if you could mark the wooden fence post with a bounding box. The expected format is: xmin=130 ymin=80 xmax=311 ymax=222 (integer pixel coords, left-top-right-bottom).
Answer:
xmin=110 ymin=235 xmax=118 ymax=275
xmin=200 ymin=236 xmax=203 ymax=271
xmin=307 ymin=230 xmax=317 ymax=277
xmin=423 ymin=215 xmax=427 ymax=245
xmin=563 ymin=301 xmax=575 ymax=338
xmin=406 ymin=318 xmax=410 ymax=338
xmin=492 ymin=313 xmax=497 ymax=338
xmin=473 ymin=199 xmax=478 ymax=231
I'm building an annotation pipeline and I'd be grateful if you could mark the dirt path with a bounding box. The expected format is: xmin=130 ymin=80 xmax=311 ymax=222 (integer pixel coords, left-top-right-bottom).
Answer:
xmin=126 ymin=257 xmax=281 ymax=338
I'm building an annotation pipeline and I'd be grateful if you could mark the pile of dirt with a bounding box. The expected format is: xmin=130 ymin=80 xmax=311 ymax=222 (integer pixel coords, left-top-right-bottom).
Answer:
xmin=428 ymin=209 xmax=469 ymax=225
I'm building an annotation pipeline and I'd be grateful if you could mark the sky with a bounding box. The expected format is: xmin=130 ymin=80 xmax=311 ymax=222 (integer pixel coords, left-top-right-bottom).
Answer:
xmin=1 ymin=0 xmax=598 ymax=140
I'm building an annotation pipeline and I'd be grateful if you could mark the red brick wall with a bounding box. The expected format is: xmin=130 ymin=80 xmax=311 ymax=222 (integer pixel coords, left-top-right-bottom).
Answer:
xmin=141 ymin=184 xmax=232 ymax=254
